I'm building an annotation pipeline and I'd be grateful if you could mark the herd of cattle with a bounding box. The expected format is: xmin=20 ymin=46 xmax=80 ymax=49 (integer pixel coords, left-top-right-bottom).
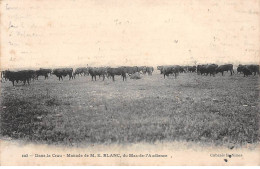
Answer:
xmin=0 ymin=66 xmax=154 ymax=86
xmin=157 ymin=64 xmax=259 ymax=78
xmin=0 ymin=64 xmax=259 ymax=86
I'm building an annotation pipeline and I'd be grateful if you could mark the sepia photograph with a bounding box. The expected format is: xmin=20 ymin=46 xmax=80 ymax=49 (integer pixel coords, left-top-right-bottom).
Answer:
xmin=0 ymin=0 xmax=259 ymax=166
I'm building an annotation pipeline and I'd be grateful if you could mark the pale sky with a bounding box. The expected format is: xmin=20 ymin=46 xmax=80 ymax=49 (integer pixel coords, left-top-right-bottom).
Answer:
xmin=1 ymin=0 xmax=259 ymax=70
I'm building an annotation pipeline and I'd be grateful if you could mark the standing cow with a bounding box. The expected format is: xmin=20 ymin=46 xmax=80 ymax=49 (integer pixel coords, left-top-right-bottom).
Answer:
xmin=161 ymin=66 xmax=179 ymax=79
xmin=5 ymin=70 xmax=35 ymax=86
xmin=216 ymin=64 xmax=234 ymax=76
xmin=205 ymin=64 xmax=218 ymax=76
xmin=36 ymin=68 xmax=52 ymax=80
xmin=145 ymin=66 xmax=154 ymax=75
xmin=241 ymin=67 xmax=253 ymax=77
xmin=246 ymin=65 xmax=259 ymax=76
xmin=197 ymin=64 xmax=208 ymax=75
xmin=107 ymin=67 xmax=127 ymax=81
xmin=52 ymin=68 xmax=73 ymax=80
xmin=88 ymin=67 xmax=107 ymax=81
xmin=237 ymin=64 xmax=259 ymax=76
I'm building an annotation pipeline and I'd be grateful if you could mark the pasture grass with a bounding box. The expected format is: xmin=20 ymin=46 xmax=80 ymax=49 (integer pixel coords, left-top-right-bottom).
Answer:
xmin=0 ymin=73 xmax=259 ymax=147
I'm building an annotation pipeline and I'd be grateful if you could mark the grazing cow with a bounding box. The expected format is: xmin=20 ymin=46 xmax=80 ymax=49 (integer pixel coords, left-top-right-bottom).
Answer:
xmin=241 ymin=67 xmax=253 ymax=77
xmin=88 ymin=67 xmax=107 ymax=81
xmin=73 ymin=67 xmax=89 ymax=77
xmin=246 ymin=65 xmax=259 ymax=76
xmin=237 ymin=65 xmax=244 ymax=74
xmin=5 ymin=70 xmax=35 ymax=86
xmin=237 ymin=64 xmax=259 ymax=76
xmin=52 ymin=68 xmax=73 ymax=80
xmin=36 ymin=68 xmax=52 ymax=80
xmin=216 ymin=64 xmax=234 ymax=76
xmin=107 ymin=67 xmax=127 ymax=81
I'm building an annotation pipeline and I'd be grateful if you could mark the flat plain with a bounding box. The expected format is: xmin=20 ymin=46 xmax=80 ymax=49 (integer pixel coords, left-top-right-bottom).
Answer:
xmin=0 ymin=71 xmax=259 ymax=147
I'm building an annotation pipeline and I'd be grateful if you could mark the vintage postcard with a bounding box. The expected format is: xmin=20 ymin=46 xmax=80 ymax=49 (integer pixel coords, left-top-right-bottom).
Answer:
xmin=0 ymin=0 xmax=259 ymax=166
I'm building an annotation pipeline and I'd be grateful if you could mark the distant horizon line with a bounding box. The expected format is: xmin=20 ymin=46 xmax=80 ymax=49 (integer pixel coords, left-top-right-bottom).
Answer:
xmin=1 ymin=61 xmax=259 ymax=71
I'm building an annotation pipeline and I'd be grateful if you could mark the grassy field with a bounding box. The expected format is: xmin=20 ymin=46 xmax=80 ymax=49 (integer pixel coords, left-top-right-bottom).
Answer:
xmin=0 ymin=72 xmax=259 ymax=147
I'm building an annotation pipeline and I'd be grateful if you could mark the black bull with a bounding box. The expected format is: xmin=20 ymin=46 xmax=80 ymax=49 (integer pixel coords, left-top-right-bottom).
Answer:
xmin=107 ymin=67 xmax=127 ymax=81
xmin=4 ymin=70 xmax=35 ymax=86
xmin=245 ymin=65 xmax=259 ymax=76
xmin=36 ymin=69 xmax=52 ymax=79
xmin=88 ymin=67 xmax=107 ymax=81
xmin=161 ymin=66 xmax=179 ymax=78
xmin=216 ymin=64 xmax=234 ymax=76
xmin=52 ymin=68 xmax=73 ymax=80
xmin=197 ymin=64 xmax=218 ymax=76
xmin=241 ymin=67 xmax=253 ymax=77
xmin=237 ymin=64 xmax=259 ymax=76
